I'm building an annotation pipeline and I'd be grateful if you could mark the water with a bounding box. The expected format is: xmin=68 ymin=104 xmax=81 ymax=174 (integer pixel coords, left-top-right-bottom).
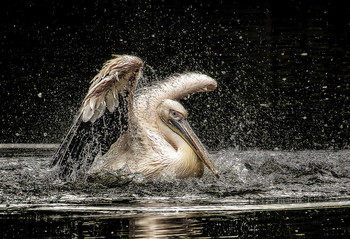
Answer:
xmin=2 ymin=204 xmax=350 ymax=238
xmin=2 ymin=0 xmax=350 ymax=150
xmin=1 ymin=145 xmax=350 ymax=237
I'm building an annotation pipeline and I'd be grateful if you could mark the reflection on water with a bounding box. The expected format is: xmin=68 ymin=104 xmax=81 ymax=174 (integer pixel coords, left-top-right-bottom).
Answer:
xmin=133 ymin=216 xmax=198 ymax=238
xmin=1 ymin=207 xmax=350 ymax=238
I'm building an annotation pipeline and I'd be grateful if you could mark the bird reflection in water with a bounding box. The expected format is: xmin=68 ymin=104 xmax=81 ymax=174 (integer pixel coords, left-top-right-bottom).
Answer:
xmin=131 ymin=215 xmax=200 ymax=238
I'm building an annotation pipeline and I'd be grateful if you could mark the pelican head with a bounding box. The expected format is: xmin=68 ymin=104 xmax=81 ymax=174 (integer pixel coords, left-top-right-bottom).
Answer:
xmin=157 ymin=99 xmax=219 ymax=179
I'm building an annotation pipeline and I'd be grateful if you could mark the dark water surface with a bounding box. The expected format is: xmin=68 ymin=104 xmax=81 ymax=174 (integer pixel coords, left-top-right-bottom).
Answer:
xmin=1 ymin=0 xmax=350 ymax=149
xmin=1 ymin=204 xmax=350 ymax=238
xmin=1 ymin=146 xmax=350 ymax=238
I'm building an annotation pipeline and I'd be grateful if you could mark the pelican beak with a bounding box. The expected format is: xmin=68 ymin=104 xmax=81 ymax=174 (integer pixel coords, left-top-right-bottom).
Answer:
xmin=169 ymin=118 xmax=220 ymax=179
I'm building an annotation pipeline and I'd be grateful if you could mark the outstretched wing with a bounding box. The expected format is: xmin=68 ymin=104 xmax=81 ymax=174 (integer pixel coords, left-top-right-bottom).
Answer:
xmin=51 ymin=55 xmax=143 ymax=180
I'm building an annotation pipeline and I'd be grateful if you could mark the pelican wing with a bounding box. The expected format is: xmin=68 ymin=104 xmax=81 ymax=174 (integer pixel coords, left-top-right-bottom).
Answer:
xmin=134 ymin=73 xmax=217 ymax=129
xmin=51 ymin=55 xmax=143 ymax=179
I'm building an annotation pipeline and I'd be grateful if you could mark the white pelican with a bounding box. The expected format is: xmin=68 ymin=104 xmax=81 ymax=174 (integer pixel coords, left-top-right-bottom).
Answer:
xmin=51 ymin=55 xmax=219 ymax=180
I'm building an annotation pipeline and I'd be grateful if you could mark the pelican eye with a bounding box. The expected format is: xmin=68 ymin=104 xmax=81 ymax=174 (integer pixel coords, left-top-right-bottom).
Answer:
xmin=170 ymin=110 xmax=184 ymax=121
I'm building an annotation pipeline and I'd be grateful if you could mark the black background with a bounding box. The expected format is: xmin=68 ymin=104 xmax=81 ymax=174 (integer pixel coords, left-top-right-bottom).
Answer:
xmin=1 ymin=0 xmax=349 ymax=150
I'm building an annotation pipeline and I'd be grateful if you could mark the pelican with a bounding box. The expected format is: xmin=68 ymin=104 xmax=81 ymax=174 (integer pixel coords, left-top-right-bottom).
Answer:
xmin=51 ymin=55 xmax=219 ymax=180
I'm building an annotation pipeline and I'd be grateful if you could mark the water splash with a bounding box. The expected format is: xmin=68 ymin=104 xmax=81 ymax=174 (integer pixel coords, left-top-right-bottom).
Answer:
xmin=1 ymin=146 xmax=349 ymax=205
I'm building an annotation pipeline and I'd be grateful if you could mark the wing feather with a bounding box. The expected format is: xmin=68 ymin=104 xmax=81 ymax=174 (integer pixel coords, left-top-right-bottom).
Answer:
xmin=106 ymin=91 xmax=115 ymax=112
xmin=51 ymin=55 xmax=143 ymax=180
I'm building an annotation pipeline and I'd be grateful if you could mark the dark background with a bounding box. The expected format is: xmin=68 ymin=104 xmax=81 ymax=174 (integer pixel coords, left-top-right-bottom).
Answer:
xmin=1 ymin=0 xmax=349 ymax=150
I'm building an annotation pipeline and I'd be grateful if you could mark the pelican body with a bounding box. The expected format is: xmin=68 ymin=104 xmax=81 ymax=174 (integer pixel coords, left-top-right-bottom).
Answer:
xmin=51 ymin=55 xmax=219 ymax=180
